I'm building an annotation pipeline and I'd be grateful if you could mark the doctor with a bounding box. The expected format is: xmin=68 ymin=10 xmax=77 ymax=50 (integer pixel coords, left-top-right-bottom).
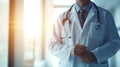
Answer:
xmin=48 ymin=0 xmax=120 ymax=67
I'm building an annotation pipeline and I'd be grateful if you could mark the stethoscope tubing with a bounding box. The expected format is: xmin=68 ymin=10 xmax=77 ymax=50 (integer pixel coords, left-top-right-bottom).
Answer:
xmin=61 ymin=2 xmax=100 ymax=39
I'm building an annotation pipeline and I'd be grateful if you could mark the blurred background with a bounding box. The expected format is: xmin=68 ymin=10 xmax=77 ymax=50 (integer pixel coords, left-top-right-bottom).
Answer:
xmin=0 ymin=0 xmax=120 ymax=67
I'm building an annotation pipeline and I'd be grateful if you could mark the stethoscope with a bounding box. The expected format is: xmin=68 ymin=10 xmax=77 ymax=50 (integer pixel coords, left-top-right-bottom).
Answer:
xmin=61 ymin=2 xmax=100 ymax=39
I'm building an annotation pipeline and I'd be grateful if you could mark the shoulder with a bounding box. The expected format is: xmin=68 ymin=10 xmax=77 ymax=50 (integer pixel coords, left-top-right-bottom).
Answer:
xmin=97 ymin=6 xmax=115 ymax=26
xmin=53 ymin=11 xmax=67 ymax=27
xmin=55 ymin=11 xmax=68 ymax=26
xmin=57 ymin=11 xmax=67 ymax=21
xmin=97 ymin=7 xmax=113 ymax=17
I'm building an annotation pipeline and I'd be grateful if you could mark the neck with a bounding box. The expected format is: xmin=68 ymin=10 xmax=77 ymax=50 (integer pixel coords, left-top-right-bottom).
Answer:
xmin=76 ymin=0 xmax=90 ymax=8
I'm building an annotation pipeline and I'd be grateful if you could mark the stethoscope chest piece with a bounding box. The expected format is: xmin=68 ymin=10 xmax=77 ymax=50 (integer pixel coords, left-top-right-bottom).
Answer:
xmin=95 ymin=22 xmax=101 ymax=30
xmin=61 ymin=2 xmax=101 ymax=39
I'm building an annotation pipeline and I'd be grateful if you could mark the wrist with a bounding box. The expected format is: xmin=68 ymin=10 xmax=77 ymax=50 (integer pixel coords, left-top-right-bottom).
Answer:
xmin=71 ymin=46 xmax=75 ymax=56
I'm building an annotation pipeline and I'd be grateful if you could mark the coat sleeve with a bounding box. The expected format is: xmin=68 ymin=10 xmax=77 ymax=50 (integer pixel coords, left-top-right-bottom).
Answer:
xmin=48 ymin=15 xmax=73 ymax=61
xmin=92 ymin=11 xmax=120 ymax=63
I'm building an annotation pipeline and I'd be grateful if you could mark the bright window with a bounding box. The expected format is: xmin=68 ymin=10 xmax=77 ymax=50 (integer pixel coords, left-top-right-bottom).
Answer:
xmin=53 ymin=0 xmax=75 ymax=5
xmin=24 ymin=0 xmax=42 ymax=67
xmin=0 ymin=0 xmax=9 ymax=67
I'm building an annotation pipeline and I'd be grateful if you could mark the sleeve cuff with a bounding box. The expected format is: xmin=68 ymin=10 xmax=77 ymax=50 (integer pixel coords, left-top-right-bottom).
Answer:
xmin=92 ymin=48 xmax=102 ymax=63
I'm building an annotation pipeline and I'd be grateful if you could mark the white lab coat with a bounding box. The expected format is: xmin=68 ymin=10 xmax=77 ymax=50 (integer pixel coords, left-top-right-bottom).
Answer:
xmin=48 ymin=2 xmax=120 ymax=67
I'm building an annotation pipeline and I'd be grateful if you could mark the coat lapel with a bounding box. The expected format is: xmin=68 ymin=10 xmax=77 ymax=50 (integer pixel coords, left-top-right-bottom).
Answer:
xmin=68 ymin=4 xmax=98 ymax=44
xmin=70 ymin=5 xmax=82 ymax=31
xmin=70 ymin=4 xmax=97 ymax=32
xmin=82 ymin=4 xmax=97 ymax=33
xmin=69 ymin=5 xmax=83 ymax=44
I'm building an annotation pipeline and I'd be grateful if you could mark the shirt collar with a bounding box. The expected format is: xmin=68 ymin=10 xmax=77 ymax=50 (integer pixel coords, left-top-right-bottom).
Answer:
xmin=75 ymin=1 xmax=92 ymax=13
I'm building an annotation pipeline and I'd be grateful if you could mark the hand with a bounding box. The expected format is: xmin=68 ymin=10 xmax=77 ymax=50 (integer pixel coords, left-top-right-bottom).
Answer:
xmin=81 ymin=51 xmax=96 ymax=63
xmin=71 ymin=44 xmax=87 ymax=56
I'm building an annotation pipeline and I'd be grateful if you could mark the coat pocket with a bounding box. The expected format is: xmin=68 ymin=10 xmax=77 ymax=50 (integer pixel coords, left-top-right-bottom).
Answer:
xmin=88 ymin=22 xmax=104 ymax=40
xmin=89 ymin=64 xmax=108 ymax=67
xmin=87 ymin=22 xmax=105 ymax=50
xmin=89 ymin=61 xmax=109 ymax=67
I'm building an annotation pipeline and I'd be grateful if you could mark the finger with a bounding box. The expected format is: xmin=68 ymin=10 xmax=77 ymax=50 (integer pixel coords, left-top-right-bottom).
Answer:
xmin=75 ymin=44 xmax=86 ymax=48
xmin=78 ymin=46 xmax=86 ymax=49
xmin=83 ymin=58 xmax=92 ymax=64
xmin=82 ymin=57 xmax=89 ymax=63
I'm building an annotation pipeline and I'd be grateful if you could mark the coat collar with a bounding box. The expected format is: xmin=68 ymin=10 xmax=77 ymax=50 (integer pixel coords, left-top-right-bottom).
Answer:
xmin=83 ymin=2 xmax=98 ymax=31
xmin=69 ymin=2 xmax=98 ymax=32
xmin=75 ymin=2 xmax=92 ymax=13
